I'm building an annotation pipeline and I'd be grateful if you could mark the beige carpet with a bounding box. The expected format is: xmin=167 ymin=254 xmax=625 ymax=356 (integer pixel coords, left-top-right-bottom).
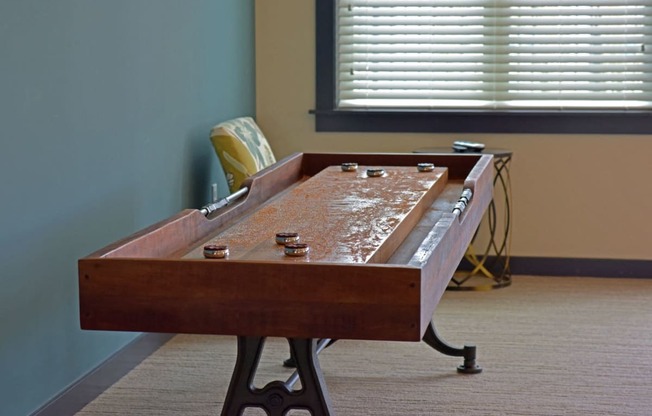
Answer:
xmin=76 ymin=276 xmax=652 ymax=415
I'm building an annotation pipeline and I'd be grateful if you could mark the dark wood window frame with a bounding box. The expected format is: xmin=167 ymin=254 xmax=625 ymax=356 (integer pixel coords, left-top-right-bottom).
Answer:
xmin=313 ymin=0 xmax=652 ymax=134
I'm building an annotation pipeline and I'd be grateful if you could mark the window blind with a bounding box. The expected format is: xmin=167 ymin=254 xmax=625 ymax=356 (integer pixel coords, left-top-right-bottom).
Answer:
xmin=337 ymin=0 xmax=652 ymax=110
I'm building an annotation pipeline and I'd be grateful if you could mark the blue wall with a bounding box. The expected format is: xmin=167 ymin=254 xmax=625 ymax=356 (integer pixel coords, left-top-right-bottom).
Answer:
xmin=0 ymin=1 xmax=254 ymax=414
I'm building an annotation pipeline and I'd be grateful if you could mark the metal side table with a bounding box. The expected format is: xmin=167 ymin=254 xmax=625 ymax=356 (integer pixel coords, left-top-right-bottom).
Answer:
xmin=414 ymin=147 xmax=513 ymax=290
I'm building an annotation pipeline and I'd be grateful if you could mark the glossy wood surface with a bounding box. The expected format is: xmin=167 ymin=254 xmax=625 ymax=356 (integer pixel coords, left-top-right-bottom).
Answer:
xmin=79 ymin=153 xmax=493 ymax=341
xmin=188 ymin=166 xmax=447 ymax=264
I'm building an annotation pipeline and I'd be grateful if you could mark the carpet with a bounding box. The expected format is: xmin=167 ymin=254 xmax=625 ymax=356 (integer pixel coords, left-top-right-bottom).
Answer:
xmin=75 ymin=276 xmax=652 ymax=415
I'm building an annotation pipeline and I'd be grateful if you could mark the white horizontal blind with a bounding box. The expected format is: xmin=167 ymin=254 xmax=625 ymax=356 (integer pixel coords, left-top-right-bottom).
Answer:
xmin=337 ymin=0 xmax=652 ymax=110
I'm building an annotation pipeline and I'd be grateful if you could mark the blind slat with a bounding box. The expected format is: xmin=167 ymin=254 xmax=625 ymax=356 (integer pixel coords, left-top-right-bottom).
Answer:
xmin=340 ymin=44 xmax=651 ymax=54
xmin=336 ymin=0 xmax=652 ymax=111
xmin=340 ymin=53 xmax=651 ymax=63
xmin=341 ymin=61 xmax=650 ymax=72
xmin=340 ymin=72 xmax=652 ymax=83
xmin=339 ymin=16 xmax=650 ymax=27
xmin=340 ymin=35 xmax=652 ymax=45
xmin=341 ymin=0 xmax=650 ymax=7
xmin=340 ymin=26 xmax=652 ymax=36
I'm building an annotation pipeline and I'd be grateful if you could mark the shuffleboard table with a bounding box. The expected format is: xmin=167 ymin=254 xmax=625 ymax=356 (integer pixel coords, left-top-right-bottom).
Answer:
xmin=79 ymin=152 xmax=493 ymax=416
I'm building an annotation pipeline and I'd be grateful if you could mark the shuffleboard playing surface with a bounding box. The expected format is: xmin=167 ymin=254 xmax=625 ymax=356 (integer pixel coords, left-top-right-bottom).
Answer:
xmin=185 ymin=165 xmax=448 ymax=264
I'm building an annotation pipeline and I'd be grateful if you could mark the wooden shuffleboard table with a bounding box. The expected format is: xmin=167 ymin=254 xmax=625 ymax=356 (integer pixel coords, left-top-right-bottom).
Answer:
xmin=79 ymin=152 xmax=493 ymax=416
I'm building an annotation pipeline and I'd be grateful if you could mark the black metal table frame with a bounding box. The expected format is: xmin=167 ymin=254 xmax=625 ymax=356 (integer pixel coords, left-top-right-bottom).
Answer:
xmin=221 ymin=320 xmax=480 ymax=416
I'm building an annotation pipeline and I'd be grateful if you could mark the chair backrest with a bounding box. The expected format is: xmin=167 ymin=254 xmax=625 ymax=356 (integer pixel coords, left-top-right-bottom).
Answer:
xmin=210 ymin=117 xmax=276 ymax=193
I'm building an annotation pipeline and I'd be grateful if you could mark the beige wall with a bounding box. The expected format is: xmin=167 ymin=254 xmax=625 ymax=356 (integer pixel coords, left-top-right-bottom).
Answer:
xmin=255 ymin=0 xmax=652 ymax=260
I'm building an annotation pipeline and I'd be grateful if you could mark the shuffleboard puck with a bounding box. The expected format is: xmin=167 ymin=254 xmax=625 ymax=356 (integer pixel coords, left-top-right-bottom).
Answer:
xmin=366 ymin=168 xmax=385 ymax=177
xmin=276 ymin=232 xmax=300 ymax=245
xmin=341 ymin=162 xmax=358 ymax=172
xmin=203 ymin=244 xmax=229 ymax=259
xmin=417 ymin=163 xmax=435 ymax=172
xmin=284 ymin=243 xmax=310 ymax=257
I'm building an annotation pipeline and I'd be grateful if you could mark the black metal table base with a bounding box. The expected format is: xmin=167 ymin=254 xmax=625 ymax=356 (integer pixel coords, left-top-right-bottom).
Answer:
xmin=221 ymin=322 xmax=480 ymax=415
xmin=422 ymin=320 xmax=482 ymax=374
xmin=283 ymin=338 xmax=336 ymax=369
xmin=221 ymin=337 xmax=334 ymax=416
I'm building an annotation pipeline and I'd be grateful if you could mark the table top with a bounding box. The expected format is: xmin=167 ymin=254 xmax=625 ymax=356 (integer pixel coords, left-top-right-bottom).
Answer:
xmin=79 ymin=152 xmax=493 ymax=342
xmin=414 ymin=146 xmax=512 ymax=159
xmin=186 ymin=165 xmax=447 ymax=264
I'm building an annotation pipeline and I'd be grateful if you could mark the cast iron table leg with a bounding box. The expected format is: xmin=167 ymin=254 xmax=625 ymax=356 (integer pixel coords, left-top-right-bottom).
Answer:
xmin=284 ymin=339 xmax=337 ymax=368
xmin=221 ymin=336 xmax=335 ymax=416
xmin=422 ymin=320 xmax=482 ymax=374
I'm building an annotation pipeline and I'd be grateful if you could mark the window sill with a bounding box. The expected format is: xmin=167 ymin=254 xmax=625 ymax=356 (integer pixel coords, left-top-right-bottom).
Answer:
xmin=312 ymin=109 xmax=652 ymax=135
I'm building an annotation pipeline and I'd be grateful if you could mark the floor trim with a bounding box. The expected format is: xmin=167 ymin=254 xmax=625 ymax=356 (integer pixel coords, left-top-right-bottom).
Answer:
xmin=460 ymin=256 xmax=652 ymax=279
xmin=32 ymin=333 xmax=174 ymax=416
xmin=510 ymin=257 xmax=652 ymax=278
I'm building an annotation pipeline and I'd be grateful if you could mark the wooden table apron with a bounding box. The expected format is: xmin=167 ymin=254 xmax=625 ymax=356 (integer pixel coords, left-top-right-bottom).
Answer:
xmin=78 ymin=152 xmax=493 ymax=415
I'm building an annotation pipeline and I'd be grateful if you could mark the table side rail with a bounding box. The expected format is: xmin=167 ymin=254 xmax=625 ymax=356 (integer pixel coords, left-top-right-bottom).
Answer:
xmin=409 ymin=154 xmax=494 ymax=333
xmin=79 ymin=259 xmax=424 ymax=341
xmin=81 ymin=154 xmax=307 ymax=260
xmin=301 ymin=152 xmax=481 ymax=180
xmin=82 ymin=209 xmax=214 ymax=259
xmin=239 ymin=152 xmax=306 ymax=210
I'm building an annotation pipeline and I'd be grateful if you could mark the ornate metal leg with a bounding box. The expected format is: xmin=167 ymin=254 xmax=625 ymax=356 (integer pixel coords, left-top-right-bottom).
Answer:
xmin=221 ymin=336 xmax=266 ymax=416
xmin=284 ymin=339 xmax=337 ymax=368
xmin=286 ymin=338 xmax=335 ymax=415
xmin=221 ymin=336 xmax=335 ymax=416
xmin=283 ymin=348 xmax=297 ymax=368
xmin=422 ymin=320 xmax=482 ymax=374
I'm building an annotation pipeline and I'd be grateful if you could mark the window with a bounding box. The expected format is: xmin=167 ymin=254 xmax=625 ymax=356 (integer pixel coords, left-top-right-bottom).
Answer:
xmin=314 ymin=0 xmax=652 ymax=133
